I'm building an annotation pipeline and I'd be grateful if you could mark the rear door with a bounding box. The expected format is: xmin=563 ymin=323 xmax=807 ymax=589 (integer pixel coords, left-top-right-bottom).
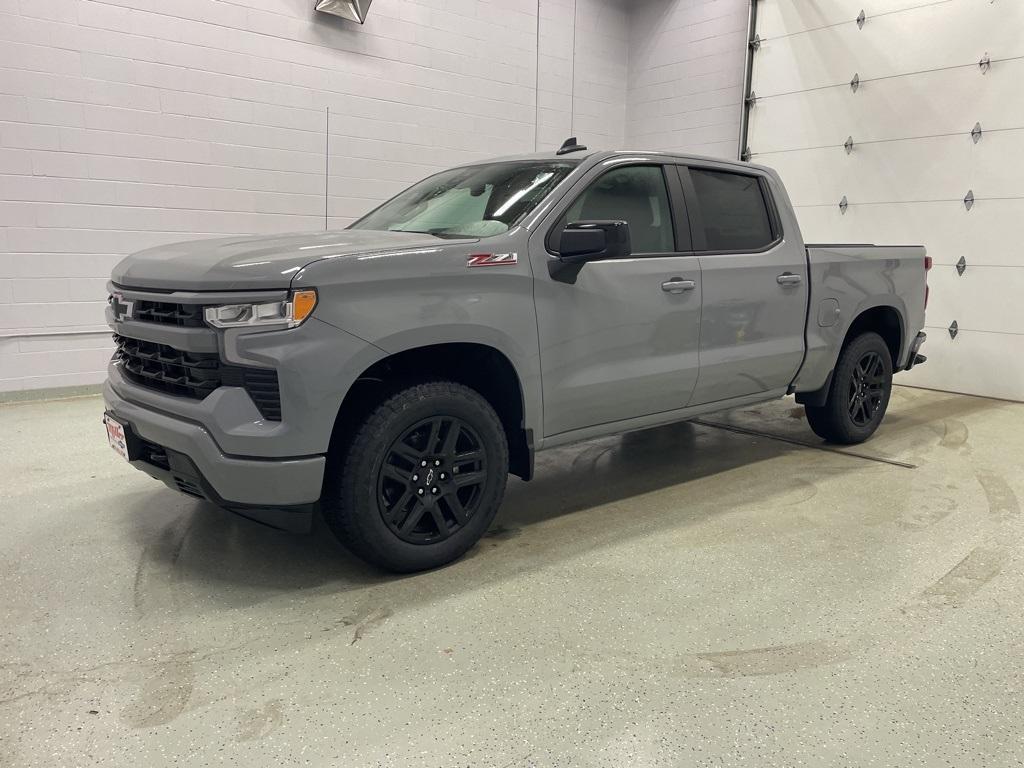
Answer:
xmin=531 ymin=160 xmax=702 ymax=438
xmin=678 ymin=164 xmax=808 ymax=405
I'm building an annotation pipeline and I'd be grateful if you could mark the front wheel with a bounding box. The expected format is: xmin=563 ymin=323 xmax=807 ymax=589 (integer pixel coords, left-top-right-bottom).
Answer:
xmin=805 ymin=331 xmax=893 ymax=444
xmin=323 ymin=381 xmax=509 ymax=572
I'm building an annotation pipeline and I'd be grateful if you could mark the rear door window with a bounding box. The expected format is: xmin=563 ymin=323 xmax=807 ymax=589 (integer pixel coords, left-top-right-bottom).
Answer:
xmin=687 ymin=168 xmax=775 ymax=252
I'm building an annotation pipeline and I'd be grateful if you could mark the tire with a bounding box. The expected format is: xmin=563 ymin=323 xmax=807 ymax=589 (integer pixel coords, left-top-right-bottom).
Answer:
xmin=323 ymin=380 xmax=509 ymax=572
xmin=805 ymin=331 xmax=893 ymax=445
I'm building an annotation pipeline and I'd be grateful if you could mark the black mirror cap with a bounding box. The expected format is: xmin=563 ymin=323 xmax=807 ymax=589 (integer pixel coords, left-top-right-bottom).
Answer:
xmin=550 ymin=220 xmax=631 ymax=283
xmin=558 ymin=220 xmax=631 ymax=263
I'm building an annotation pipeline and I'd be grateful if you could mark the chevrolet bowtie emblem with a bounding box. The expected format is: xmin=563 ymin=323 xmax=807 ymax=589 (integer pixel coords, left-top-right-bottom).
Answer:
xmin=109 ymin=293 xmax=134 ymax=322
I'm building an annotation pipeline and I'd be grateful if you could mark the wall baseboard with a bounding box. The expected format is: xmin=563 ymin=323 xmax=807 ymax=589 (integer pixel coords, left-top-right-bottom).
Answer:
xmin=0 ymin=384 xmax=103 ymax=406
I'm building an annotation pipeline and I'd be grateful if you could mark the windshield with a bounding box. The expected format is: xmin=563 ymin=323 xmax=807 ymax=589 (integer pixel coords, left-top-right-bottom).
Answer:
xmin=349 ymin=160 xmax=579 ymax=238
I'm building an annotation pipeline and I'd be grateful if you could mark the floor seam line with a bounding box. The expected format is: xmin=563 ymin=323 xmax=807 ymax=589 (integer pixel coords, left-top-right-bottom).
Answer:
xmin=691 ymin=419 xmax=918 ymax=469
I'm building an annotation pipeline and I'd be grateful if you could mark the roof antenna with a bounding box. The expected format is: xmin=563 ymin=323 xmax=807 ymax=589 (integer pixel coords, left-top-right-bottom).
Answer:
xmin=556 ymin=136 xmax=588 ymax=155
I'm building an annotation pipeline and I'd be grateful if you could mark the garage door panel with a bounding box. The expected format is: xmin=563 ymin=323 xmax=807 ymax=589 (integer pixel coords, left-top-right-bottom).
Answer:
xmin=951 ymin=199 xmax=1024 ymax=266
xmin=791 ymin=205 xmax=858 ymax=243
xmin=794 ymin=199 xmax=1024 ymax=267
xmin=848 ymin=137 xmax=970 ymax=202
xmin=756 ymin=0 xmax=951 ymax=38
xmin=971 ymin=129 xmax=1024 ymax=198
xmin=753 ymin=2 xmax=1023 ymax=95
xmin=748 ymin=58 xmax=1024 ymax=153
xmin=925 ymin=267 xmax=1024 ymax=335
xmin=796 ymin=202 xmax=956 ymax=258
xmin=765 ymin=152 xmax=845 ymax=206
xmin=768 ymin=137 xmax=971 ymax=206
xmin=902 ymin=329 xmax=1024 ymax=402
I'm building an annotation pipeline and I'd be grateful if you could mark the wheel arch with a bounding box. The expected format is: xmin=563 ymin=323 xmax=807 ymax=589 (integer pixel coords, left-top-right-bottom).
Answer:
xmin=329 ymin=341 xmax=535 ymax=481
xmin=843 ymin=304 xmax=904 ymax=368
xmin=796 ymin=303 xmax=904 ymax=407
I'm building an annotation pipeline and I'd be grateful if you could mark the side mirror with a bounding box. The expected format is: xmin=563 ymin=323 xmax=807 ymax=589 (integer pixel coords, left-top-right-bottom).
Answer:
xmin=558 ymin=220 xmax=631 ymax=263
xmin=550 ymin=220 xmax=631 ymax=283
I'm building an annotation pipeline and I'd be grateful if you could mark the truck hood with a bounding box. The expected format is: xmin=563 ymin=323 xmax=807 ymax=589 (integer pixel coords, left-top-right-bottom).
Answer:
xmin=112 ymin=230 xmax=471 ymax=291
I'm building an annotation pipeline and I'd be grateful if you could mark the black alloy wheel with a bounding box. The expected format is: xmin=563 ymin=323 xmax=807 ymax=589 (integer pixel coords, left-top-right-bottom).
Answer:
xmin=848 ymin=350 xmax=886 ymax=426
xmin=377 ymin=416 xmax=487 ymax=544
xmin=322 ymin=380 xmax=509 ymax=572
xmin=804 ymin=331 xmax=893 ymax=445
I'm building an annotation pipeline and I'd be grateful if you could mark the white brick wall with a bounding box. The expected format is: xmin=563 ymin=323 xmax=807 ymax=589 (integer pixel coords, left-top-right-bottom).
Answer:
xmin=0 ymin=0 xmax=745 ymax=392
xmin=625 ymin=0 xmax=748 ymax=158
xmin=536 ymin=0 xmax=629 ymax=151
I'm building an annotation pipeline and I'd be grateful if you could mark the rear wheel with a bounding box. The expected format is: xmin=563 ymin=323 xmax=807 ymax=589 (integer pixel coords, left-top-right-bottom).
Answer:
xmin=805 ymin=331 xmax=893 ymax=444
xmin=323 ymin=381 xmax=508 ymax=572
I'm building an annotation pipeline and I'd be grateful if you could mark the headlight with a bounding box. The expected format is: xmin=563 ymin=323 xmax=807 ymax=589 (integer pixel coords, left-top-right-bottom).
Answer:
xmin=204 ymin=289 xmax=318 ymax=329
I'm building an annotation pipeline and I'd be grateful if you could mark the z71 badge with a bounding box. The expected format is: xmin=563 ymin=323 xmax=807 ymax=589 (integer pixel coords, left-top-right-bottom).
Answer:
xmin=467 ymin=252 xmax=518 ymax=267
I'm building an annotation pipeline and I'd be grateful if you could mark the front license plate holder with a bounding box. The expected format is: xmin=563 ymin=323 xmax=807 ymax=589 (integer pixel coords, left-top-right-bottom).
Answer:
xmin=104 ymin=413 xmax=132 ymax=462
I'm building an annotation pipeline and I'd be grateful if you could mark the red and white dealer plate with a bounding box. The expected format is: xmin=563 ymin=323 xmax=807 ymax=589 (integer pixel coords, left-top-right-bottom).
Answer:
xmin=104 ymin=414 xmax=130 ymax=462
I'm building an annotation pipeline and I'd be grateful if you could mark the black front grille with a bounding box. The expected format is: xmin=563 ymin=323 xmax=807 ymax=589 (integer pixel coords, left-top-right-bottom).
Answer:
xmin=131 ymin=299 xmax=206 ymax=327
xmin=114 ymin=334 xmax=281 ymax=420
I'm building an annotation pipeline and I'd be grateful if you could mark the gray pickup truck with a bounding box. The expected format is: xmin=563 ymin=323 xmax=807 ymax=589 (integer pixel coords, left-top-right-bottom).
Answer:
xmin=103 ymin=142 xmax=929 ymax=571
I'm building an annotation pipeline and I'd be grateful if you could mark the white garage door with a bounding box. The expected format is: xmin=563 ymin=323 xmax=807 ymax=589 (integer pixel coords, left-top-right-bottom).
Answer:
xmin=746 ymin=0 xmax=1024 ymax=401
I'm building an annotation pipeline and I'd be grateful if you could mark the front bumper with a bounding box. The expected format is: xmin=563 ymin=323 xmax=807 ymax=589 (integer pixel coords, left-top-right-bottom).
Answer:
xmin=102 ymin=284 xmax=389 ymax=528
xmin=104 ymin=380 xmax=325 ymax=531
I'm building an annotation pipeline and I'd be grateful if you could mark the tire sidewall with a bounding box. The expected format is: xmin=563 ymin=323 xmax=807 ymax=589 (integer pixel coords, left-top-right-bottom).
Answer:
xmin=340 ymin=385 xmax=508 ymax=571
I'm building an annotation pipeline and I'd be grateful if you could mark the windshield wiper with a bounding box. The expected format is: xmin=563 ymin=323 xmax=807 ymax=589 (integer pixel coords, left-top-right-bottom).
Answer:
xmin=390 ymin=229 xmax=466 ymax=239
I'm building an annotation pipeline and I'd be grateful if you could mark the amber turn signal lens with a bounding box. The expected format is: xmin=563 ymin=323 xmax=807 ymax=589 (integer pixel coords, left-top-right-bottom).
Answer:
xmin=291 ymin=289 xmax=318 ymax=324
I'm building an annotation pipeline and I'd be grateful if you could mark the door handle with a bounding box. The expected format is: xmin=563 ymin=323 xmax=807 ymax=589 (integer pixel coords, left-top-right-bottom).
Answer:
xmin=661 ymin=278 xmax=696 ymax=294
xmin=777 ymin=272 xmax=803 ymax=286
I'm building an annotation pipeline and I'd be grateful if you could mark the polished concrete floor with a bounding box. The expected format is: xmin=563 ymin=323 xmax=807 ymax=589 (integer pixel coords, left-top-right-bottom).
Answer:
xmin=2 ymin=386 xmax=1023 ymax=767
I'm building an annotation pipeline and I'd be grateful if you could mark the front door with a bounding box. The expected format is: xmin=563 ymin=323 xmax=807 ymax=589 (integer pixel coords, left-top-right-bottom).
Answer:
xmin=678 ymin=165 xmax=808 ymax=405
xmin=531 ymin=162 xmax=702 ymax=438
